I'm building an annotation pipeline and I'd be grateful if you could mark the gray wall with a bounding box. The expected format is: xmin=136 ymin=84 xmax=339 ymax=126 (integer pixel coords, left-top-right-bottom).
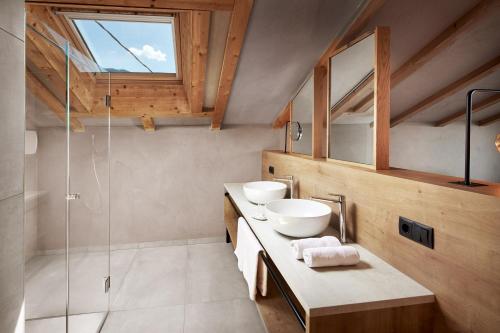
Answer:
xmin=0 ymin=0 xmax=26 ymax=332
xmin=35 ymin=126 xmax=282 ymax=251
xmin=391 ymin=122 xmax=500 ymax=183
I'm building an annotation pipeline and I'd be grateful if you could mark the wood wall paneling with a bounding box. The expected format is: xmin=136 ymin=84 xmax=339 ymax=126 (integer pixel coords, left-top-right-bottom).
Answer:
xmin=262 ymin=151 xmax=500 ymax=333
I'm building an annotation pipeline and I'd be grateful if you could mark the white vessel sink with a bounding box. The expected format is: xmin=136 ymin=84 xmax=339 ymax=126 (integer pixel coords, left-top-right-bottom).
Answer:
xmin=265 ymin=199 xmax=332 ymax=237
xmin=243 ymin=181 xmax=287 ymax=205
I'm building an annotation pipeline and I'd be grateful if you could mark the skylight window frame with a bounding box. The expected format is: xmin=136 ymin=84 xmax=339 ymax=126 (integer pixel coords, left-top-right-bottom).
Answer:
xmin=59 ymin=11 xmax=182 ymax=80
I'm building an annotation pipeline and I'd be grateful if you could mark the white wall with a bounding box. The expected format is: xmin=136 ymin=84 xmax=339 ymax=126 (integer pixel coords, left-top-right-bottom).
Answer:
xmin=35 ymin=125 xmax=282 ymax=250
xmin=391 ymin=122 xmax=500 ymax=182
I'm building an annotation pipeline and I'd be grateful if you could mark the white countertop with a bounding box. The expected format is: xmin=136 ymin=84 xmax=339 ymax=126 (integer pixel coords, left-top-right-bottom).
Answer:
xmin=225 ymin=183 xmax=434 ymax=318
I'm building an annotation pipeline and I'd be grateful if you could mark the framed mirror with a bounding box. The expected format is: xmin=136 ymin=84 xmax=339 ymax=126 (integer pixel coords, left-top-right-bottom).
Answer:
xmin=290 ymin=72 xmax=314 ymax=155
xmin=327 ymin=27 xmax=390 ymax=169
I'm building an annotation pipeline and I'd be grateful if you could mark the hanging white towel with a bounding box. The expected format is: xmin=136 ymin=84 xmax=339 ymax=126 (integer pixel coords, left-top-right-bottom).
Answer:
xmin=234 ymin=217 xmax=266 ymax=300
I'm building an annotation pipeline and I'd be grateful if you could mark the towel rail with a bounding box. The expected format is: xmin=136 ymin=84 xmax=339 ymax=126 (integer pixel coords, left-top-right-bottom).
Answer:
xmin=224 ymin=192 xmax=306 ymax=331
xmin=259 ymin=252 xmax=306 ymax=330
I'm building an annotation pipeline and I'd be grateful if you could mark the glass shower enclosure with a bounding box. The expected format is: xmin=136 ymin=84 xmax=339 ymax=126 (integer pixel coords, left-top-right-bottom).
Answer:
xmin=25 ymin=15 xmax=111 ymax=333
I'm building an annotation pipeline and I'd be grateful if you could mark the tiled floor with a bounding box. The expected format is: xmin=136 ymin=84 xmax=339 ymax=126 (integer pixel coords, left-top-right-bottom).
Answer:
xmin=25 ymin=242 xmax=266 ymax=333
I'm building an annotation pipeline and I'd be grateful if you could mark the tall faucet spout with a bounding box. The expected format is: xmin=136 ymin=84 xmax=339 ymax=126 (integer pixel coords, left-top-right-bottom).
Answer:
xmin=310 ymin=194 xmax=347 ymax=243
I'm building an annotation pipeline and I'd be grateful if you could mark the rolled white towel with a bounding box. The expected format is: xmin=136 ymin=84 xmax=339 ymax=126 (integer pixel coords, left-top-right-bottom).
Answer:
xmin=303 ymin=246 xmax=360 ymax=268
xmin=290 ymin=236 xmax=341 ymax=260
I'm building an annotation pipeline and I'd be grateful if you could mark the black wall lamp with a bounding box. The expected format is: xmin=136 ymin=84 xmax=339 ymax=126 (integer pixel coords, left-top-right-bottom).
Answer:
xmin=450 ymin=88 xmax=500 ymax=187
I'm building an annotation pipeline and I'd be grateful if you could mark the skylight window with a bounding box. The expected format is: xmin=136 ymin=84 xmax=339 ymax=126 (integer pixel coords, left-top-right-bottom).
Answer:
xmin=71 ymin=16 xmax=177 ymax=74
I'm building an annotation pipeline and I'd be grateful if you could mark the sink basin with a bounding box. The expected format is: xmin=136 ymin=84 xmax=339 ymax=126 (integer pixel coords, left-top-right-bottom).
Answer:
xmin=265 ymin=199 xmax=332 ymax=237
xmin=243 ymin=181 xmax=287 ymax=204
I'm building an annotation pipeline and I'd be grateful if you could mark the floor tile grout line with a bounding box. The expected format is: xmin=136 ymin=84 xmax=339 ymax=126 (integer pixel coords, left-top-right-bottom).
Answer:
xmin=108 ymin=248 xmax=140 ymax=311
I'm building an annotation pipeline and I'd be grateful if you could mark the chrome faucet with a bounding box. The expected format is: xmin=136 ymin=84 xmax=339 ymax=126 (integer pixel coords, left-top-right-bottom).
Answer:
xmin=273 ymin=175 xmax=294 ymax=199
xmin=309 ymin=194 xmax=347 ymax=243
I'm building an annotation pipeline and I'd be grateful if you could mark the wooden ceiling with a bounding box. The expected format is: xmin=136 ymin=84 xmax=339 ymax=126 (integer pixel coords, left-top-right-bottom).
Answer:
xmin=25 ymin=0 xmax=253 ymax=132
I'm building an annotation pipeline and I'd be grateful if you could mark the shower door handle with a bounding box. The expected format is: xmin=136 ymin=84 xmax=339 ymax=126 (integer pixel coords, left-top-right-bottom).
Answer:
xmin=66 ymin=193 xmax=80 ymax=200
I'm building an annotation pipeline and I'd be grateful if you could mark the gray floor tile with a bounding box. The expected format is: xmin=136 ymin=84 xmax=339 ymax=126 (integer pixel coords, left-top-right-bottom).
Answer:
xmin=184 ymin=299 xmax=266 ymax=333
xmin=186 ymin=243 xmax=248 ymax=304
xmin=111 ymin=246 xmax=188 ymax=311
xmin=101 ymin=305 xmax=184 ymax=333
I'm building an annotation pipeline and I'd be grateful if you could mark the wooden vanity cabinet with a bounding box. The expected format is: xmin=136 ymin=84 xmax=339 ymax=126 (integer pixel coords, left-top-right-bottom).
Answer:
xmin=224 ymin=191 xmax=433 ymax=333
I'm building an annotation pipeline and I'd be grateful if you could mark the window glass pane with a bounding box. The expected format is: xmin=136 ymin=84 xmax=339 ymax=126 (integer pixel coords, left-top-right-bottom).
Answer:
xmin=74 ymin=19 xmax=176 ymax=73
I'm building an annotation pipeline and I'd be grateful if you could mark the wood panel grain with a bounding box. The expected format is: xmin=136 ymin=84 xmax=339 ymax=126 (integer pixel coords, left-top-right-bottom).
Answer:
xmin=374 ymin=27 xmax=390 ymax=170
xmin=262 ymin=150 xmax=500 ymax=333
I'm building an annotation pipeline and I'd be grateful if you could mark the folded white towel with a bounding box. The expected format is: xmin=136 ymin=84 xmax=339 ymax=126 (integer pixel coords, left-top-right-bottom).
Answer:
xmin=290 ymin=236 xmax=341 ymax=260
xmin=234 ymin=217 xmax=265 ymax=301
xmin=303 ymin=246 xmax=360 ymax=268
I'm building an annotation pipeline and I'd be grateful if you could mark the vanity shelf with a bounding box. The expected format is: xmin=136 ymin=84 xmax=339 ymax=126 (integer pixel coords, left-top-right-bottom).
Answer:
xmin=224 ymin=183 xmax=435 ymax=333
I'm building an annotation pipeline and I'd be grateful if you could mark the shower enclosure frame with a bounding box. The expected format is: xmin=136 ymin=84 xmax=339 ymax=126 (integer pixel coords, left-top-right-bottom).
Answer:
xmin=26 ymin=21 xmax=112 ymax=332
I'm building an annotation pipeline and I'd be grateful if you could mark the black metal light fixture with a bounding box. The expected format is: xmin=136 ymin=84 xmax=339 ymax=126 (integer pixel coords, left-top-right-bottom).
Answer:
xmin=450 ymin=88 xmax=500 ymax=187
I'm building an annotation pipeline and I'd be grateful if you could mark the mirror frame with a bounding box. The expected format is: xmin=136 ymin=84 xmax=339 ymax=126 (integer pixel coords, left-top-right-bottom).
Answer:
xmin=289 ymin=71 xmax=314 ymax=156
xmin=326 ymin=27 xmax=390 ymax=170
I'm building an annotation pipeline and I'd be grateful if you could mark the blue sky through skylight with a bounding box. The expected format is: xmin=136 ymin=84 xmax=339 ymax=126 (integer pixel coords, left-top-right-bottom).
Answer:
xmin=74 ymin=20 xmax=176 ymax=73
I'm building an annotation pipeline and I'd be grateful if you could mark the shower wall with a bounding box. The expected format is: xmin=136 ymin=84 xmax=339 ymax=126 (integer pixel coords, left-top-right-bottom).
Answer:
xmin=0 ymin=0 xmax=26 ymax=332
xmin=35 ymin=125 xmax=282 ymax=251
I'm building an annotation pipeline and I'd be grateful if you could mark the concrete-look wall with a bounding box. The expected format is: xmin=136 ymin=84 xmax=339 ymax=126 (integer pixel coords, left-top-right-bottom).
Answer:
xmin=0 ymin=0 xmax=26 ymax=332
xmin=391 ymin=122 xmax=500 ymax=183
xmin=36 ymin=125 xmax=282 ymax=250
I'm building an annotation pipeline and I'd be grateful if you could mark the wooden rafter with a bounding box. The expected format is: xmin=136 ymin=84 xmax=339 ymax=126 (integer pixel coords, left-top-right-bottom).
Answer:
xmin=273 ymin=0 xmax=385 ymax=129
xmin=330 ymin=71 xmax=374 ymax=122
xmin=87 ymin=81 xmax=213 ymax=118
xmin=25 ymin=0 xmax=235 ymax=11
xmin=211 ymin=0 xmax=254 ymax=130
xmin=272 ymin=102 xmax=291 ymax=129
xmin=180 ymin=10 xmax=210 ymax=113
xmin=352 ymin=92 xmax=374 ymax=114
xmin=390 ymin=0 xmax=493 ymax=88
xmin=435 ymin=94 xmax=500 ymax=126
xmin=141 ymin=116 xmax=156 ymax=132
xmin=391 ymin=55 xmax=500 ymax=127
xmin=26 ymin=7 xmax=95 ymax=113
xmin=26 ymin=70 xmax=85 ymax=132
xmin=477 ymin=112 xmax=500 ymax=126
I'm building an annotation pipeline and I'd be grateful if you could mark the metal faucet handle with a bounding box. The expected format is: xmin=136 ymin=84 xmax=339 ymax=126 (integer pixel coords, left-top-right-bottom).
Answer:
xmin=327 ymin=193 xmax=345 ymax=202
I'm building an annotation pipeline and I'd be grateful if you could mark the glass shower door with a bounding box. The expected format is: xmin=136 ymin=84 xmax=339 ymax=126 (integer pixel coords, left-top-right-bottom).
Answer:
xmin=65 ymin=43 xmax=111 ymax=331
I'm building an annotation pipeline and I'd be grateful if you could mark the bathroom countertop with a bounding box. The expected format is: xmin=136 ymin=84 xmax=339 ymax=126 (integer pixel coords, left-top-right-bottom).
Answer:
xmin=224 ymin=183 xmax=434 ymax=318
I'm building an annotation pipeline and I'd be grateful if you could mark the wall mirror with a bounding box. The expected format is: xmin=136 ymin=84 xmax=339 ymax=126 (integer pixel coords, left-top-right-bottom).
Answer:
xmin=328 ymin=27 xmax=390 ymax=169
xmin=291 ymin=72 xmax=314 ymax=155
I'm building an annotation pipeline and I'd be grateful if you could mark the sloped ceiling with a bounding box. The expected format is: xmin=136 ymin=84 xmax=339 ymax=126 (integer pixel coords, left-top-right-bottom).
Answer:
xmin=360 ymin=0 xmax=500 ymax=125
xmin=223 ymin=0 xmax=366 ymax=124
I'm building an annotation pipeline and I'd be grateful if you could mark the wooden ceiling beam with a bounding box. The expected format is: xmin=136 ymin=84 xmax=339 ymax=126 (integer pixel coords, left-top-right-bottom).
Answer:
xmin=272 ymin=102 xmax=291 ymax=129
xmin=390 ymin=0 xmax=493 ymax=88
xmin=211 ymin=0 xmax=254 ymax=130
xmin=26 ymin=70 xmax=85 ymax=132
xmin=435 ymin=94 xmax=500 ymax=127
xmin=391 ymin=55 xmax=500 ymax=127
xmin=88 ymin=81 xmax=213 ymax=118
xmin=26 ymin=16 xmax=95 ymax=113
xmin=477 ymin=112 xmax=500 ymax=126
xmin=180 ymin=10 xmax=210 ymax=113
xmin=141 ymin=116 xmax=156 ymax=132
xmin=190 ymin=11 xmax=210 ymax=113
xmin=350 ymin=92 xmax=374 ymax=114
xmin=330 ymin=72 xmax=374 ymax=122
xmin=25 ymin=0 xmax=235 ymax=11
